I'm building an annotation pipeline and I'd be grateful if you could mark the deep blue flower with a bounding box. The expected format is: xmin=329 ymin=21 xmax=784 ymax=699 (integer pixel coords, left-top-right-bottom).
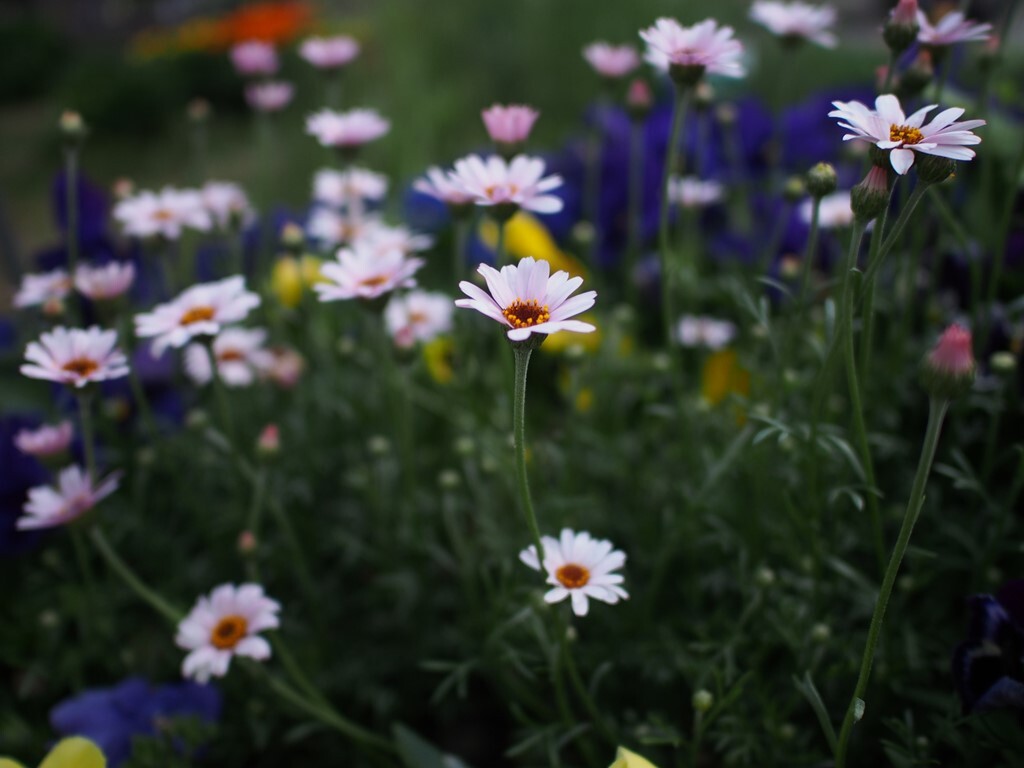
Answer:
xmin=953 ymin=580 xmax=1024 ymax=714
xmin=0 ymin=415 xmax=49 ymax=557
xmin=50 ymin=677 xmax=222 ymax=767
xmin=52 ymin=168 xmax=110 ymax=250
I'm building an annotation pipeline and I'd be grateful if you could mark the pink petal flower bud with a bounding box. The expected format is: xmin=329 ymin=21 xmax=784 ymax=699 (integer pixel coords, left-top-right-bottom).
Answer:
xmin=257 ymin=424 xmax=280 ymax=456
xmin=884 ymin=0 xmax=920 ymax=53
xmin=922 ymin=324 xmax=975 ymax=399
xmin=237 ymin=530 xmax=258 ymax=555
xmin=626 ymin=79 xmax=652 ymax=120
xmin=851 ymin=165 xmax=891 ymax=223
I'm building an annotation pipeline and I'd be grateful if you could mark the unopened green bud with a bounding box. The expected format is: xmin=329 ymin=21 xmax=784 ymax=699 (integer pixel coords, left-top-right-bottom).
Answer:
xmin=692 ymin=689 xmax=714 ymax=713
xmin=806 ymin=162 xmax=838 ymax=198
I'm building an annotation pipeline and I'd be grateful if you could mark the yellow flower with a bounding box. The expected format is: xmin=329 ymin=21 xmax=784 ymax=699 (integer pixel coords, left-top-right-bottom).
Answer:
xmin=1 ymin=737 xmax=106 ymax=768
xmin=423 ymin=338 xmax=454 ymax=384
xmin=479 ymin=212 xmax=588 ymax=281
xmin=700 ymin=348 xmax=751 ymax=407
xmin=271 ymin=255 xmax=325 ymax=308
xmin=575 ymin=387 xmax=594 ymax=413
xmin=609 ymin=746 xmax=659 ymax=768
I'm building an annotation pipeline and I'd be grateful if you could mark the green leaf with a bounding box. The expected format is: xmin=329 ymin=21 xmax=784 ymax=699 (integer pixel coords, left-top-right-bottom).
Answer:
xmin=393 ymin=724 xmax=471 ymax=768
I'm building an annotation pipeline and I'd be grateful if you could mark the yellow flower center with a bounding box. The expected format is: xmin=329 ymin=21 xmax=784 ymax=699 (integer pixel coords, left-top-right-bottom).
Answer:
xmin=210 ymin=614 xmax=248 ymax=650
xmin=180 ymin=306 xmax=216 ymax=325
xmin=502 ymin=299 xmax=550 ymax=329
xmin=62 ymin=357 xmax=99 ymax=377
xmin=556 ymin=563 xmax=590 ymax=589
xmin=889 ymin=124 xmax=924 ymax=145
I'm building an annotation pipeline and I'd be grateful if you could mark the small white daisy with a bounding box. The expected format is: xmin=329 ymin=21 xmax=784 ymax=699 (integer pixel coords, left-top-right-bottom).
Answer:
xmin=17 ymin=465 xmax=120 ymax=530
xmin=749 ymin=2 xmax=838 ymax=48
xmin=21 ymin=326 xmax=130 ymax=388
xmin=449 ymin=155 xmax=564 ymax=215
xmin=306 ymin=108 xmax=390 ymax=149
xmin=456 ymin=257 xmax=596 ymax=342
xmin=413 ymin=166 xmax=476 ymax=207
xmin=481 ymin=104 xmax=540 ymax=145
xmin=917 ymin=10 xmax=992 ymax=47
xmin=74 ymin=262 xmax=135 ymax=301
xmin=134 ymin=276 xmax=261 ymax=356
xmin=313 ymin=167 xmax=388 ymax=208
xmin=175 ymin=583 xmax=281 ymax=683
xmin=13 ymin=421 xmax=73 ymax=458
xmin=668 ymin=176 xmax=724 ymax=208
xmin=184 ymin=327 xmax=272 ymax=387
xmin=800 ymin=190 xmax=854 ymax=229
xmin=113 ymin=188 xmax=212 ymax=240
xmin=519 ymin=528 xmax=629 ymax=617
xmin=201 ymin=181 xmax=254 ymax=231
xmin=384 ymin=290 xmax=454 ymax=349
xmin=356 ymin=221 xmax=434 ymax=256
xmin=314 ymin=244 xmax=424 ymax=302
xmin=14 ymin=269 xmax=72 ymax=310
xmin=829 ymin=93 xmax=985 ymax=175
xmin=245 ymin=81 xmax=294 ymax=113
xmin=306 ymin=208 xmax=380 ymax=247
xmin=676 ymin=315 xmax=737 ymax=349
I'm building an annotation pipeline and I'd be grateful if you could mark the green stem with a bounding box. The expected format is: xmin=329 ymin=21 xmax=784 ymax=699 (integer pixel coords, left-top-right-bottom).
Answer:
xmin=981 ymin=129 xmax=1024 ymax=345
xmin=857 ymin=202 xmax=890 ymax=387
xmin=64 ymin=147 xmax=81 ymax=320
xmin=659 ymin=85 xmax=688 ymax=344
xmin=839 ymin=222 xmax=886 ymax=574
xmin=833 ymin=398 xmax=950 ymax=767
xmin=76 ymin=393 xmax=96 ymax=480
xmin=584 ymin=106 xmax=605 ymax=266
xmin=880 ymin=51 xmax=897 ymax=93
xmin=799 ymin=197 xmax=822 ymax=306
xmin=512 ymin=346 xmax=545 ymax=563
xmin=452 ymin=216 xmax=469 ymax=284
xmin=496 ymin=218 xmax=507 ymax=266
xmin=559 ymin=620 xmax=617 ymax=747
xmin=89 ymin=526 xmax=182 ymax=623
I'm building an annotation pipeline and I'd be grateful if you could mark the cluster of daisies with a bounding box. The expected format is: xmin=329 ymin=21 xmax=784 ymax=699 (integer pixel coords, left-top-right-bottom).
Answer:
xmin=113 ymin=181 xmax=253 ymax=241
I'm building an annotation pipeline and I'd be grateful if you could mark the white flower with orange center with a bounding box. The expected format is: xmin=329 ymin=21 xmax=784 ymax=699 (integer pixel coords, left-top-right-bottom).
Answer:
xmin=306 ymin=208 xmax=380 ymax=247
xmin=175 ymin=583 xmax=281 ymax=683
xmin=829 ymin=93 xmax=985 ymax=175
xmin=519 ymin=528 xmax=629 ymax=617
xmin=749 ymin=2 xmax=838 ymax=48
xmin=113 ymin=188 xmax=212 ymax=240
xmin=456 ymin=257 xmax=596 ymax=342
xmin=184 ymin=327 xmax=272 ymax=387
xmin=413 ymin=167 xmax=475 ymax=207
xmin=202 ymin=181 xmax=254 ymax=231
xmin=449 ymin=155 xmax=564 ymax=215
xmin=13 ymin=421 xmax=73 ymax=458
xmin=313 ymin=167 xmax=388 ymax=209
xmin=306 ymin=108 xmax=390 ymax=149
xmin=21 ymin=326 xmax=129 ymax=388
xmin=17 ymin=465 xmax=120 ymax=530
xmin=134 ymin=276 xmax=261 ymax=356
xmin=384 ymin=290 xmax=454 ymax=348
xmin=14 ymin=268 xmax=72 ymax=311
xmin=74 ymin=261 xmax=136 ymax=301
xmin=314 ymin=244 xmax=424 ymax=302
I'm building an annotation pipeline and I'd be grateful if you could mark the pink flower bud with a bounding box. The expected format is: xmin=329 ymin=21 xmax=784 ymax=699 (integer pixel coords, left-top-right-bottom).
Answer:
xmin=891 ymin=0 xmax=918 ymax=26
xmin=481 ymin=104 xmax=539 ymax=146
xmin=922 ymin=324 xmax=975 ymax=399
xmin=237 ymin=530 xmax=258 ymax=555
xmin=14 ymin=421 xmax=73 ymax=458
xmin=884 ymin=0 xmax=920 ymax=53
xmin=257 ymin=424 xmax=280 ymax=455
xmin=627 ymin=79 xmax=652 ymax=110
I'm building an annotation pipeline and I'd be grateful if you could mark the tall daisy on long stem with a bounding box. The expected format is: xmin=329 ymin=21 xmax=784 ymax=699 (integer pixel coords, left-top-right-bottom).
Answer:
xmin=456 ymin=257 xmax=596 ymax=557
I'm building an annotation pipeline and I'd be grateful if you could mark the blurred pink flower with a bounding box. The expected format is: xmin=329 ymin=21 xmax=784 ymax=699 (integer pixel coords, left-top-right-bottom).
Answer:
xmin=299 ymin=35 xmax=360 ymax=69
xmin=74 ymin=262 xmax=135 ymax=301
xmin=306 ymin=108 xmax=390 ymax=148
xmin=17 ymin=465 xmax=120 ymax=530
xmin=13 ymin=421 xmax=73 ymax=458
xmin=230 ymin=40 xmax=279 ymax=76
xmin=245 ymin=81 xmax=294 ymax=113
xmin=481 ymin=104 xmax=539 ymax=145
xmin=582 ymin=43 xmax=640 ymax=78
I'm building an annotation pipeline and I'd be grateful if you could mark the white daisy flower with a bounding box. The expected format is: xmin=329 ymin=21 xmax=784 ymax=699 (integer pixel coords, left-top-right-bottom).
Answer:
xmin=413 ymin=166 xmax=476 ymax=207
xmin=306 ymin=108 xmax=390 ymax=149
xmin=448 ymin=155 xmax=563 ymax=215
xmin=917 ymin=10 xmax=992 ymax=47
xmin=314 ymin=244 xmax=424 ymax=302
xmin=384 ymin=290 xmax=454 ymax=348
xmin=356 ymin=221 xmax=434 ymax=256
xmin=175 ymin=583 xmax=281 ymax=683
xmin=640 ymin=18 xmax=746 ymax=79
xmin=829 ymin=93 xmax=985 ymax=175
xmin=201 ymin=181 xmax=254 ymax=231
xmin=134 ymin=276 xmax=261 ymax=356
xmin=313 ymin=167 xmax=388 ymax=208
xmin=800 ymin=190 xmax=854 ymax=229
xmin=519 ymin=528 xmax=629 ymax=617
xmin=668 ymin=176 xmax=724 ymax=208
xmin=676 ymin=315 xmax=737 ymax=349
xmin=749 ymin=2 xmax=838 ymax=48
xmin=13 ymin=421 xmax=73 ymax=458
xmin=455 ymin=257 xmax=596 ymax=342
xmin=306 ymin=208 xmax=381 ymax=247
xmin=17 ymin=465 xmax=120 ymax=530
xmin=74 ymin=262 xmax=135 ymax=301
xmin=184 ymin=327 xmax=272 ymax=387
xmin=14 ymin=268 xmax=72 ymax=311
xmin=21 ymin=326 xmax=130 ymax=388
xmin=113 ymin=188 xmax=212 ymax=240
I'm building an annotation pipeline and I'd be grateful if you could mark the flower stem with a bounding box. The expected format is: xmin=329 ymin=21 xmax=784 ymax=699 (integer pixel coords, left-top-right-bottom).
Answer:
xmin=89 ymin=526 xmax=182 ymax=623
xmin=857 ymin=202 xmax=890 ymax=387
xmin=833 ymin=397 xmax=950 ymax=767
xmin=659 ymin=85 xmax=688 ymax=344
xmin=625 ymin=118 xmax=645 ymax=306
xmin=839 ymin=222 xmax=886 ymax=573
xmin=496 ymin=218 xmax=507 ymax=266
xmin=452 ymin=216 xmax=469 ymax=284
xmin=799 ymin=197 xmax=822 ymax=306
xmin=64 ymin=147 xmax=82 ymax=320
xmin=76 ymin=392 xmax=96 ymax=480
xmin=512 ymin=346 xmax=545 ymax=562
xmin=559 ymin=616 xmax=617 ymax=747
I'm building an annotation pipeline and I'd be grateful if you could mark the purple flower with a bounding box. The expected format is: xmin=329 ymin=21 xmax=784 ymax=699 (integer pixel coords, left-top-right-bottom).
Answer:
xmin=953 ymin=580 xmax=1024 ymax=714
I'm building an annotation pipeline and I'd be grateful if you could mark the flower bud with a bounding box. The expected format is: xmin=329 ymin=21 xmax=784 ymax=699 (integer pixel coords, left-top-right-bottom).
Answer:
xmin=810 ymin=623 xmax=831 ymax=642
xmin=851 ymin=166 xmax=891 ymax=223
xmin=669 ymin=63 xmax=706 ymax=88
xmin=884 ymin=0 xmax=920 ymax=54
xmin=693 ymin=81 xmax=715 ymax=111
xmin=806 ymin=162 xmax=838 ymax=199
xmin=237 ymin=530 xmax=258 ymax=555
xmin=921 ymin=324 xmax=975 ymax=399
xmin=783 ymin=176 xmax=806 ymax=203
xmin=692 ymin=689 xmax=714 ymax=713
xmin=916 ymin=154 xmax=956 ymax=185
xmin=438 ymin=469 xmax=461 ymax=490
xmin=257 ymin=424 xmax=280 ymax=456
xmin=187 ymin=98 xmax=211 ymax=123
xmin=280 ymin=222 xmax=305 ymax=254
xmin=989 ymin=351 xmax=1016 ymax=375
xmin=368 ymin=435 xmax=391 ymax=456
xmin=755 ymin=566 xmax=776 ymax=587
xmin=626 ymin=78 xmax=653 ymax=121
xmin=59 ymin=110 xmax=87 ymax=143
